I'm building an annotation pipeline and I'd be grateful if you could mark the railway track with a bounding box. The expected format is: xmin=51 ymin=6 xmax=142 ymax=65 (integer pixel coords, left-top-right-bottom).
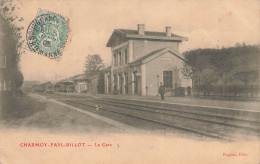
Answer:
xmin=87 ymin=97 xmax=260 ymax=132
xmin=42 ymin=93 xmax=260 ymax=141
xmin=59 ymin=97 xmax=259 ymax=142
xmin=64 ymin=99 xmax=234 ymax=141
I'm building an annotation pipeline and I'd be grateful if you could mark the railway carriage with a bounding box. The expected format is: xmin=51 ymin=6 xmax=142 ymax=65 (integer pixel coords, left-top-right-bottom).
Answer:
xmin=32 ymin=82 xmax=54 ymax=93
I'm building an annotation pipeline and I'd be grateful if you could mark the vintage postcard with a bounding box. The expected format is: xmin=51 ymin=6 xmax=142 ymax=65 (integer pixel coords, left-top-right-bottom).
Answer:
xmin=0 ymin=0 xmax=259 ymax=163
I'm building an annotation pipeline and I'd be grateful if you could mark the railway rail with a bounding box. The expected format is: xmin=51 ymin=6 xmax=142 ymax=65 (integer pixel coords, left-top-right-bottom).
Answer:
xmin=85 ymin=97 xmax=260 ymax=132
xmin=64 ymin=99 xmax=234 ymax=141
xmin=41 ymin=93 xmax=260 ymax=141
xmin=59 ymin=97 xmax=258 ymax=142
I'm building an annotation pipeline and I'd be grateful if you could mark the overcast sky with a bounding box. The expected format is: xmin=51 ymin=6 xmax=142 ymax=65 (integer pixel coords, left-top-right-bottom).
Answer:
xmin=14 ymin=0 xmax=259 ymax=82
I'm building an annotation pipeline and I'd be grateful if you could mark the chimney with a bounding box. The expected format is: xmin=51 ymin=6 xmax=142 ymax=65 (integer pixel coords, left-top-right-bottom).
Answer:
xmin=138 ymin=24 xmax=145 ymax=35
xmin=165 ymin=26 xmax=171 ymax=37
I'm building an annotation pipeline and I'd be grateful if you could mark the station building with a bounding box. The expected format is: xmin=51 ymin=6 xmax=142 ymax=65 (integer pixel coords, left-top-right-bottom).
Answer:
xmin=104 ymin=24 xmax=191 ymax=96
xmin=73 ymin=73 xmax=101 ymax=94
xmin=74 ymin=74 xmax=88 ymax=93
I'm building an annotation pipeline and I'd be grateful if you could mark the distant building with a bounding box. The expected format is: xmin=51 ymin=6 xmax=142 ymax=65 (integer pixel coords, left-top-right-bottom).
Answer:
xmin=73 ymin=71 xmax=107 ymax=94
xmin=105 ymin=24 xmax=191 ymax=96
xmin=55 ymin=75 xmax=79 ymax=93
xmin=74 ymin=74 xmax=88 ymax=93
xmin=87 ymin=74 xmax=99 ymax=94
xmin=73 ymin=73 xmax=99 ymax=94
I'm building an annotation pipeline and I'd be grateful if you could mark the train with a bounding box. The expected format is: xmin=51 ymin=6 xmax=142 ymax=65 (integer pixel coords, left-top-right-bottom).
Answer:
xmin=32 ymin=81 xmax=54 ymax=94
xmin=54 ymin=82 xmax=75 ymax=93
xmin=32 ymin=81 xmax=75 ymax=93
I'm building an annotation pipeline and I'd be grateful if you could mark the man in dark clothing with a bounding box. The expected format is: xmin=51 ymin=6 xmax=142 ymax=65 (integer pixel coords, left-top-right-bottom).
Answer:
xmin=158 ymin=82 xmax=166 ymax=100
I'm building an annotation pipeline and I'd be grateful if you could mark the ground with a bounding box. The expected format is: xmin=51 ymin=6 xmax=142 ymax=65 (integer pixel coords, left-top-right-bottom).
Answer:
xmin=0 ymin=92 xmax=120 ymax=134
xmin=0 ymin=92 xmax=259 ymax=164
xmin=0 ymin=92 xmax=217 ymax=140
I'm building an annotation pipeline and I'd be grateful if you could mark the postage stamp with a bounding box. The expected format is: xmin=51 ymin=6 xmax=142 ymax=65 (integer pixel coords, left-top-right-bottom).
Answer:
xmin=26 ymin=9 xmax=69 ymax=59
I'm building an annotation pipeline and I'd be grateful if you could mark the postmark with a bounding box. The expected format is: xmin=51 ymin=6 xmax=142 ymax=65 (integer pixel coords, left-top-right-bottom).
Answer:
xmin=26 ymin=9 xmax=69 ymax=59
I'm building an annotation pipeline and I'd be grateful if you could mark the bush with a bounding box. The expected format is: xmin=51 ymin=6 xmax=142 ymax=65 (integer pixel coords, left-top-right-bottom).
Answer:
xmin=193 ymin=85 xmax=259 ymax=97
xmin=186 ymin=87 xmax=191 ymax=96
xmin=81 ymin=90 xmax=88 ymax=93
xmin=175 ymin=87 xmax=185 ymax=97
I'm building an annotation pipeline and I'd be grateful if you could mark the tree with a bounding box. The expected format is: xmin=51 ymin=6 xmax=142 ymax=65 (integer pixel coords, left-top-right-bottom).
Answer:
xmin=210 ymin=48 xmax=236 ymax=95
xmin=202 ymin=73 xmax=218 ymax=85
xmin=181 ymin=45 xmax=259 ymax=97
xmin=0 ymin=0 xmax=24 ymax=91
xmin=84 ymin=54 xmax=105 ymax=76
xmin=1 ymin=0 xmax=25 ymax=58
xmin=235 ymin=71 xmax=258 ymax=87
xmin=181 ymin=49 xmax=201 ymax=88
xmin=201 ymin=73 xmax=218 ymax=96
xmin=235 ymin=42 xmax=241 ymax=47
xmin=11 ymin=70 xmax=23 ymax=90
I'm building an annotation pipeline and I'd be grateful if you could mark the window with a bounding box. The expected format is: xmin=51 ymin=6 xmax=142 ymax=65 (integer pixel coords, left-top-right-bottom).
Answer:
xmin=124 ymin=49 xmax=128 ymax=64
xmin=0 ymin=55 xmax=6 ymax=69
xmin=107 ymin=75 xmax=111 ymax=93
xmin=133 ymin=71 xmax=138 ymax=95
xmin=113 ymin=74 xmax=117 ymax=90
xmin=163 ymin=71 xmax=173 ymax=88
xmin=119 ymin=51 xmax=122 ymax=66
xmin=114 ymin=53 xmax=117 ymax=67
xmin=124 ymin=73 xmax=128 ymax=94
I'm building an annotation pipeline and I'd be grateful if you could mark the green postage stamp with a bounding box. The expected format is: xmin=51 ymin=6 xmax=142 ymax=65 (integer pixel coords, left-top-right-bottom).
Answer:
xmin=26 ymin=9 xmax=69 ymax=59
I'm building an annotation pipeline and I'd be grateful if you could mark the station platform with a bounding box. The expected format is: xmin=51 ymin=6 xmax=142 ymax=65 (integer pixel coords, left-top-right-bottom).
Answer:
xmin=57 ymin=92 xmax=260 ymax=112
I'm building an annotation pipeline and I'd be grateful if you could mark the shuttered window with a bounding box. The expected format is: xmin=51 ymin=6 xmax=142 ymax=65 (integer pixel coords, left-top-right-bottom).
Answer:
xmin=114 ymin=53 xmax=117 ymax=66
xmin=124 ymin=49 xmax=128 ymax=64
xmin=119 ymin=51 xmax=122 ymax=66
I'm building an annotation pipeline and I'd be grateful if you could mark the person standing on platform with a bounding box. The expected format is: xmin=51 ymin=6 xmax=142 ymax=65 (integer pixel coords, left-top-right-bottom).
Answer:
xmin=158 ymin=82 xmax=166 ymax=100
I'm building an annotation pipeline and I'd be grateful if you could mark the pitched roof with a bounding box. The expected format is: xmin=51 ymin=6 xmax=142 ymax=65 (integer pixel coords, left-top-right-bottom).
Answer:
xmin=74 ymin=74 xmax=86 ymax=80
xmin=129 ymin=47 xmax=186 ymax=66
xmin=56 ymin=74 xmax=82 ymax=85
xmin=74 ymin=72 xmax=101 ymax=81
xmin=129 ymin=48 xmax=166 ymax=65
xmin=106 ymin=29 xmax=188 ymax=47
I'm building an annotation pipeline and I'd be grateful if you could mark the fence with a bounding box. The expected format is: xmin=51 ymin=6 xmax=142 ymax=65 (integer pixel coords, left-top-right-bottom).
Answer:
xmin=193 ymin=85 xmax=259 ymax=97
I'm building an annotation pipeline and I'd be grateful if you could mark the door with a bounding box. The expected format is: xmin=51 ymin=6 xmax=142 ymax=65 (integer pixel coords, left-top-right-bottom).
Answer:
xmin=119 ymin=74 xmax=123 ymax=94
xmin=134 ymin=72 xmax=138 ymax=95
xmin=79 ymin=83 xmax=85 ymax=92
xmin=125 ymin=73 xmax=128 ymax=94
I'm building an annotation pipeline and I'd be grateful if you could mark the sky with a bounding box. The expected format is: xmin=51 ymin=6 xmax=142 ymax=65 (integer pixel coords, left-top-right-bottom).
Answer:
xmin=12 ymin=0 xmax=260 ymax=82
